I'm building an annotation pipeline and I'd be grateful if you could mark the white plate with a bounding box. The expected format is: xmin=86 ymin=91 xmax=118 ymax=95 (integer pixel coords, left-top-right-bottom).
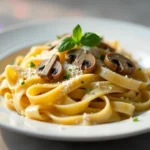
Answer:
xmin=0 ymin=17 xmax=150 ymax=141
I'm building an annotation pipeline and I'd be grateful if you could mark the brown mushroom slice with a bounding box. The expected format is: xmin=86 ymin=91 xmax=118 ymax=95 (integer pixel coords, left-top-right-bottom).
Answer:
xmin=97 ymin=42 xmax=115 ymax=52
xmin=51 ymin=61 xmax=63 ymax=80
xmin=36 ymin=54 xmax=63 ymax=81
xmin=65 ymin=49 xmax=83 ymax=63
xmin=36 ymin=59 xmax=48 ymax=76
xmin=40 ymin=54 xmax=59 ymax=80
xmin=66 ymin=49 xmax=96 ymax=73
xmin=104 ymin=52 xmax=136 ymax=75
xmin=82 ymin=53 xmax=96 ymax=73
xmin=73 ymin=50 xmax=87 ymax=67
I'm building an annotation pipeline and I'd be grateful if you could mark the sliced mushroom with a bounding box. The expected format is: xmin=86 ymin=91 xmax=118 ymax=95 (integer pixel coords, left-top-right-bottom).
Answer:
xmin=51 ymin=61 xmax=63 ymax=80
xmin=65 ymin=49 xmax=96 ymax=73
xmin=65 ymin=49 xmax=82 ymax=63
xmin=47 ymin=33 xmax=71 ymax=50
xmin=82 ymin=53 xmax=96 ymax=73
xmin=36 ymin=54 xmax=63 ymax=81
xmin=104 ymin=52 xmax=136 ymax=75
xmin=97 ymin=42 xmax=115 ymax=52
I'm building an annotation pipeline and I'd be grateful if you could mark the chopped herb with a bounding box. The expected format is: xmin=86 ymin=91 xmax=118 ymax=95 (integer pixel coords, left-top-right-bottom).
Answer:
xmin=48 ymin=44 xmax=52 ymax=46
xmin=39 ymin=65 xmax=45 ymax=70
xmin=30 ymin=62 xmax=35 ymax=68
xmin=57 ymin=35 xmax=61 ymax=39
xmin=63 ymin=73 xmax=70 ymax=80
xmin=138 ymin=68 xmax=142 ymax=71
xmin=100 ymin=55 xmax=105 ymax=61
xmin=69 ymin=68 xmax=72 ymax=72
xmin=86 ymin=88 xmax=91 ymax=94
xmin=133 ymin=117 xmax=139 ymax=122
xmin=17 ymin=62 xmax=20 ymax=66
xmin=21 ymin=81 xmax=25 ymax=85
xmin=81 ymin=81 xmax=84 ymax=84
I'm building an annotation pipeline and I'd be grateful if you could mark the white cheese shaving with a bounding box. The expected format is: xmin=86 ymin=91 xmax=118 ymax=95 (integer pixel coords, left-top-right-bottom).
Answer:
xmin=14 ymin=65 xmax=37 ymax=79
xmin=63 ymin=62 xmax=83 ymax=77
xmin=95 ymin=82 xmax=100 ymax=87
xmin=121 ymin=97 xmax=124 ymax=100
xmin=82 ymin=113 xmax=91 ymax=125
xmin=109 ymin=86 xmax=112 ymax=90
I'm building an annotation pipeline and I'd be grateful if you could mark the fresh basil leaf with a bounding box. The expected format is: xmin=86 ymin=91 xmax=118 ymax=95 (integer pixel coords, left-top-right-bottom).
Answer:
xmin=81 ymin=32 xmax=102 ymax=47
xmin=58 ymin=37 xmax=75 ymax=52
xmin=72 ymin=24 xmax=82 ymax=42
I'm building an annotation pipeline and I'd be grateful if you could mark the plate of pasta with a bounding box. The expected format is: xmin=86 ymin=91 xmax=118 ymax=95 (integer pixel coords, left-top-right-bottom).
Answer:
xmin=0 ymin=17 xmax=150 ymax=141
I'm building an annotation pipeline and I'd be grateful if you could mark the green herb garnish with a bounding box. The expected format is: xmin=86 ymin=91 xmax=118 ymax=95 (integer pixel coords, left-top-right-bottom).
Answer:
xmin=81 ymin=81 xmax=84 ymax=84
xmin=81 ymin=32 xmax=101 ymax=47
xmin=100 ymin=55 xmax=105 ymax=61
xmin=73 ymin=24 xmax=82 ymax=43
xmin=29 ymin=62 xmax=35 ymax=68
xmin=17 ymin=62 xmax=20 ymax=66
xmin=86 ymin=88 xmax=91 ymax=94
xmin=63 ymin=73 xmax=70 ymax=80
xmin=138 ymin=68 xmax=142 ymax=71
xmin=133 ymin=117 xmax=139 ymax=122
xmin=58 ymin=24 xmax=102 ymax=52
xmin=39 ymin=65 xmax=45 ymax=70
xmin=57 ymin=35 xmax=61 ymax=39
xmin=21 ymin=81 xmax=25 ymax=85
xmin=69 ymin=68 xmax=72 ymax=72
xmin=58 ymin=37 xmax=75 ymax=52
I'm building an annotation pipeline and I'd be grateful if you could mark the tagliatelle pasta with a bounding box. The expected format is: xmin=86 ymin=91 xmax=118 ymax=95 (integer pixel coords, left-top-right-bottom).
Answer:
xmin=0 ymin=29 xmax=150 ymax=126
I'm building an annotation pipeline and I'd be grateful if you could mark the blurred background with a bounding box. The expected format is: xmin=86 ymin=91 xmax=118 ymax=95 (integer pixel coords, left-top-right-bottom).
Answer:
xmin=1 ymin=0 xmax=150 ymax=32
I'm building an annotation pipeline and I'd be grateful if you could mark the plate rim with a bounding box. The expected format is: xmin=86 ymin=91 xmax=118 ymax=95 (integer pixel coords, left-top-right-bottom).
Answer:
xmin=0 ymin=17 xmax=150 ymax=141
xmin=0 ymin=120 xmax=149 ymax=141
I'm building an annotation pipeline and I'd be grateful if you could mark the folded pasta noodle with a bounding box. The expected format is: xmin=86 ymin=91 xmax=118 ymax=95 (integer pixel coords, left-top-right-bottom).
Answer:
xmin=0 ymin=25 xmax=150 ymax=125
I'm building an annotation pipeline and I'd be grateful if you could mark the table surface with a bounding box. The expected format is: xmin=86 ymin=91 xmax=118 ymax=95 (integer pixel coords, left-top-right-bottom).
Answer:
xmin=1 ymin=0 xmax=150 ymax=149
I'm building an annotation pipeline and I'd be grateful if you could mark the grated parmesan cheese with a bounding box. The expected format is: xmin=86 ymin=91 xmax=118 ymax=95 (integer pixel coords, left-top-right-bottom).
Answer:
xmin=95 ymin=82 xmax=100 ymax=87
xmin=83 ymin=113 xmax=90 ymax=122
xmin=63 ymin=62 xmax=83 ymax=78
xmin=14 ymin=65 xmax=37 ymax=79
xmin=121 ymin=97 xmax=124 ymax=100
xmin=82 ymin=113 xmax=91 ymax=125
xmin=109 ymin=86 xmax=112 ymax=90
